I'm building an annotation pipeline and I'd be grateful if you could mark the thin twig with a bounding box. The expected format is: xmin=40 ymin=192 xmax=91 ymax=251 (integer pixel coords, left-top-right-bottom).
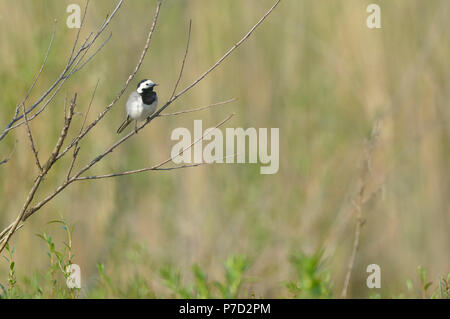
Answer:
xmin=67 ymin=80 xmax=99 ymax=180
xmin=0 ymin=140 xmax=17 ymax=166
xmin=66 ymin=33 xmax=113 ymax=77
xmin=42 ymin=94 xmax=77 ymax=172
xmin=170 ymin=19 xmax=192 ymax=101
xmin=10 ymin=34 xmax=99 ymax=131
xmin=79 ymin=154 xmax=237 ymax=174
xmin=0 ymin=225 xmax=23 ymax=245
xmin=22 ymin=104 xmax=42 ymax=172
xmin=67 ymin=0 xmax=90 ymax=64
xmin=14 ymin=22 xmax=57 ymax=119
xmin=149 ymin=0 xmax=281 ymax=120
xmin=66 ymin=146 xmax=80 ymax=182
xmin=81 ymin=80 xmax=100 ymax=132
xmin=0 ymin=94 xmax=77 ymax=254
xmin=159 ymin=98 xmax=236 ymax=116
xmin=75 ymin=113 xmax=234 ymax=180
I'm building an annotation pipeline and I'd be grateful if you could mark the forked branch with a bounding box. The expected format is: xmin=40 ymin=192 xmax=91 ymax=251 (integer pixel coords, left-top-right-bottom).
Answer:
xmin=0 ymin=0 xmax=281 ymax=254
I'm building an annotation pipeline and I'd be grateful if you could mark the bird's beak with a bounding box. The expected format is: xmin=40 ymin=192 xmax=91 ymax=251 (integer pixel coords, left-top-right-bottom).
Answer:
xmin=153 ymin=83 xmax=159 ymax=87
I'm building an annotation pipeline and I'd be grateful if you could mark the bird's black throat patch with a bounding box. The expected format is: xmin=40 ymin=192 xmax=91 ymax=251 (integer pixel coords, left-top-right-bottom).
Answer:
xmin=140 ymin=89 xmax=157 ymax=106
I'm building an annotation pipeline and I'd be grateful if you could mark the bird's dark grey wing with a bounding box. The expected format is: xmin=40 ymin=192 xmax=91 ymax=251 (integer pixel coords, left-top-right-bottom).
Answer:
xmin=117 ymin=115 xmax=132 ymax=134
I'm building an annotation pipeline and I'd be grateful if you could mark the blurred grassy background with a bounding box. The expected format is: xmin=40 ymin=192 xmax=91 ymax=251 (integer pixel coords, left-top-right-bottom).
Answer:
xmin=0 ymin=0 xmax=449 ymax=298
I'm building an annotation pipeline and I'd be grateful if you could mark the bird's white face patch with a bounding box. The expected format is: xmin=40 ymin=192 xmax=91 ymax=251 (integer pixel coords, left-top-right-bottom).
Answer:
xmin=137 ymin=80 xmax=155 ymax=93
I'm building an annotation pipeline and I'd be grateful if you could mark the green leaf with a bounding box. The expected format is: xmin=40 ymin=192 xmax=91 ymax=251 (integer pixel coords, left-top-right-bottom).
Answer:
xmin=406 ymin=279 xmax=413 ymax=291
xmin=417 ymin=266 xmax=427 ymax=284
xmin=97 ymin=263 xmax=105 ymax=275
xmin=47 ymin=220 xmax=65 ymax=225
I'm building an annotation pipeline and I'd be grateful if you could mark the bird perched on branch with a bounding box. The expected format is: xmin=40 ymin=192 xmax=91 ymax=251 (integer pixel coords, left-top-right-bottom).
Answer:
xmin=117 ymin=79 xmax=158 ymax=134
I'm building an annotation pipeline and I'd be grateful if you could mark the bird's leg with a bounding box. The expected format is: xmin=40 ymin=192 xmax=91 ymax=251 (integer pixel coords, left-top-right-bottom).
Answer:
xmin=135 ymin=120 xmax=138 ymax=134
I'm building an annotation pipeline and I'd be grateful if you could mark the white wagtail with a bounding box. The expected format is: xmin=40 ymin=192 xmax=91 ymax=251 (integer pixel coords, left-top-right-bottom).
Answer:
xmin=117 ymin=79 xmax=158 ymax=134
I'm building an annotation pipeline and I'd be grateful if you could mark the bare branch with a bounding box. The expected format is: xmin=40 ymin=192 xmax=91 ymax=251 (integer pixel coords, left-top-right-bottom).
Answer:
xmin=0 ymin=94 xmax=78 ymax=253
xmin=75 ymin=113 xmax=234 ymax=180
xmin=0 ymin=0 xmax=281 ymax=253
xmin=67 ymin=0 xmax=90 ymax=64
xmin=66 ymin=146 xmax=80 ymax=182
xmin=54 ymin=0 xmax=163 ymax=163
xmin=9 ymin=36 xmax=100 ymax=131
xmin=0 ymin=174 xmax=44 ymax=252
xmin=16 ymin=1 xmax=163 ymax=225
xmin=14 ymin=22 xmax=57 ymax=120
xmin=0 ymin=0 xmax=123 ymax=142
xmin=40 ymin=0 xmax=279 ymax=201
xmin=159 ymin=98 xmax=236 ymax=117
xmin=67 ymin=80 xmax=99 ymax=180
xmin=22 ymin=104 xmax=42 ymax=172
xmin=0 ymin=140 xmax=17 ymax=166
xmin=67 ymin=33 xmax=113 ymax=76
xmin=0 ymin=224 xmax=23 ymax=245
xmin=169 ymin=19 xmax=192 ymax=101
xmin=78 ymin=154 xmax=237 ymax=174
xmin=42 ymin=94 xmax=77 ymax=172
xmin=151 ymin=0 xmax=281 ymax=119
xmin=69 ymin=0 xmax=280 ymax=173
xmin=81 ymin=80 xmax=100 ymax=132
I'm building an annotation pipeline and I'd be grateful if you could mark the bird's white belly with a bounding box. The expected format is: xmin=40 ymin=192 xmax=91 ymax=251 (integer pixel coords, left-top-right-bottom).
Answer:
xmin=127 ymin=97 xmax=157 ymax=121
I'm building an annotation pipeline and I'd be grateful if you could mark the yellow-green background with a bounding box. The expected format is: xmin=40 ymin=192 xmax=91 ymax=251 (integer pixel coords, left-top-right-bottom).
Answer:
xmin=0 ymin=0 xmax=449 ymax=298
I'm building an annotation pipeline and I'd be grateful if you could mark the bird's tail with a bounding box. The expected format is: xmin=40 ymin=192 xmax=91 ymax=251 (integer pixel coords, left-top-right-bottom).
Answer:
xmin=117 ymin=116 xmax=132 ymax=134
